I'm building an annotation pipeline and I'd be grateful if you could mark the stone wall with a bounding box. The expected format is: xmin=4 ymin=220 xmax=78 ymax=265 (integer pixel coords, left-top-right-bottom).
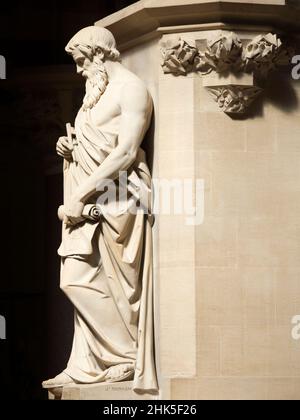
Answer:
xmin=97 ymin=0 xmax=300 ymax=400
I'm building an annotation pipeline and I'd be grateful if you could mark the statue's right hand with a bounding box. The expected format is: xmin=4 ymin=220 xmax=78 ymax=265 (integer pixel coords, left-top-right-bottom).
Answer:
xmin=56 ymin=136 xmax=73 ymax=160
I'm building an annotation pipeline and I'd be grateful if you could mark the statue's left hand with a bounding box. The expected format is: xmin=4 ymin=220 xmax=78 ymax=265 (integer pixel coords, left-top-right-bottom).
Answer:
xmin=62 ymin=197 xmax=85 ymax=226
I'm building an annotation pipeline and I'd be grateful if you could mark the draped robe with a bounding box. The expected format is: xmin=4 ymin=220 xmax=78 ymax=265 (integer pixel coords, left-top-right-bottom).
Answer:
xmin=57 ymin=105 xmax=158 ymax=393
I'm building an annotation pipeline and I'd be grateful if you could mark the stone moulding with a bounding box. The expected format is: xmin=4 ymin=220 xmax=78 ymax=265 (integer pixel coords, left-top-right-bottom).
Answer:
xmin=160 ymin=31 xmax=294 ymax=114
xmin=96 ymin=1 xmax=300 ymax=51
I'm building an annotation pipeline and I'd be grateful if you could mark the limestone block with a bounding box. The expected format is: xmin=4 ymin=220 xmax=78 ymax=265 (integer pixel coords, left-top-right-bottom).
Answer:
xmin=274 ymin=268 xmax=300 ymax=324
xmin=196 ymin=268 xmax=243 ymax=326
xmin=246 ymin=118 xmax=277 ymax=152
xmin=208 ymin=151 xmax=300 ymax=219
xmin=202 ymin=73 xmax=255 ymax=88
xmin=196 ymin=326 xmax=221 ymax=376
xmin=196 ymin=217 xmax=238 ymax=267
xmin=220 ymin=324 xmax=300 ymax=377
xmin=277 ymin=118 xmax=300 ymax=152
xmin=241 ymin=268 xmax=275 ymax=327
xmin=48 ymin=381 xmax=169 ymax=400
xmin=92 ymin=0 xmax=300 ymax=401
xmin=194 ymin=112 xmax=247 ymax=151
xmin=171 ymin=377 xmax=300 ymax=400
xmin=159 ymin=266 xmax=196 ymax=376
xmin=238 ymin=217 xmax=300 ymax=267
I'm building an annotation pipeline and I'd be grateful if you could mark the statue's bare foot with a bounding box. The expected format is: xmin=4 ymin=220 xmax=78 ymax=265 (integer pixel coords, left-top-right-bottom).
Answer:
xmin=42 ymin=372 xmax=75 ymax=389
xmin=105 ymin=364 xmax=134 ymax=383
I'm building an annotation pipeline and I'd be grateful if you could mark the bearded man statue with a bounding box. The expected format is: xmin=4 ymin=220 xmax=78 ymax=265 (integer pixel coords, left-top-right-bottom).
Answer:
xmin=42 ymin=26 xmax=158 ymax=393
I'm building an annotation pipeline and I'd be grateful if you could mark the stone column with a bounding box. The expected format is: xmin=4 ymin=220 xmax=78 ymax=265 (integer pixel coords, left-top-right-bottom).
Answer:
xmin=96 ymin=0 xmax=300 ymax=400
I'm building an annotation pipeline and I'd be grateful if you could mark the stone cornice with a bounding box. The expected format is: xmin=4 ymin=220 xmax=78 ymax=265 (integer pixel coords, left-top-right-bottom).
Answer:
xmin=95 ymin=0 xmax=300 ymax=50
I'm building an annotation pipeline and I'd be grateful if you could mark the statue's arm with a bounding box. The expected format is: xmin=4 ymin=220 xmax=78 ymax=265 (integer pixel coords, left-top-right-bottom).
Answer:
xmin=74 ymin=80 xmax=152 ymax=204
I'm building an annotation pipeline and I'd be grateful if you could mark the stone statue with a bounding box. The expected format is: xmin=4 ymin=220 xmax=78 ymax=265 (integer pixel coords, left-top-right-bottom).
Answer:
xmin=42 ymin=26 xmax=158 ymax=393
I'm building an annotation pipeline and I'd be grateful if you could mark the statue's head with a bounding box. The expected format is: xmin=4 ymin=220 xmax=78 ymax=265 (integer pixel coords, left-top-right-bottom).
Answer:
xmin=65 ymin=26 xmax=120 ymax=111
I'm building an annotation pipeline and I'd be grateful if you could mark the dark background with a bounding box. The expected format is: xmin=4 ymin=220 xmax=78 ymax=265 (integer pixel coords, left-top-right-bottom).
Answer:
xmin=0 ymin=0 xmax=137 ymax=400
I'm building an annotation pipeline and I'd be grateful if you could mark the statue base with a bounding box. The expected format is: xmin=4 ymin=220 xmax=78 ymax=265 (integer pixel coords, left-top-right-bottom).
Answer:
xmin=48 ymin=380 xmax=169 ymax=400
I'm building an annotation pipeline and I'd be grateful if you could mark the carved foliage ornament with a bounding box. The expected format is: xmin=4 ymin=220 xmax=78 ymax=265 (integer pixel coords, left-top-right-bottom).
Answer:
xmin=161 ymin=32 xmax=294 ymax=114
xmin=204 ymin=32 xmax=243 ymax=74
xmin=243 ymin=33 xmax=294 ymax=77
xmin=207 ymin=86 xmax=263 ymax=114
xmin=161 ymin=38 xmax=201 ymax=76
xmin=161 ymin=32 xmax=292 ymax=77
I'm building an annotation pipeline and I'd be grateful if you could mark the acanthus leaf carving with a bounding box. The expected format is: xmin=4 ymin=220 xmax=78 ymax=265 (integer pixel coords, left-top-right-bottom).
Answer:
xmin=243 ymin=33 xmax=294 ymax=77
xmin=206 ymin=85 xmax=262 ymax=114
xmin=194 ymin=53 xmax=212 ymax=75
xmin=204 ymin=32 xmax=243 ymax=73
xmin=160 ymin=38 xmax=198 ymax=76
xmin=160 ymin=31 xmax=294 ymax=114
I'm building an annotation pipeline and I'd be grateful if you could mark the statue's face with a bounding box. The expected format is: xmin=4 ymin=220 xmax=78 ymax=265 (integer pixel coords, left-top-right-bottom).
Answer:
xmin=72 ymin=51 xmax=93 ymax=78
xmin=71 ymin=48 xmax=109 ymax=111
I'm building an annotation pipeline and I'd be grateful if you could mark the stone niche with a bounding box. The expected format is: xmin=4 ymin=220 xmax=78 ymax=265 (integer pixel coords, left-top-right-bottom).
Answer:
xmin=93 ymin=0 xmax=300 ymax=400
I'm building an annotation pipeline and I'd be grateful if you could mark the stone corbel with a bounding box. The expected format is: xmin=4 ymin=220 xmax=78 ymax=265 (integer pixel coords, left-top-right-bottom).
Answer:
xmin=203 ymin=74 xmax=263 ymax=114
xmin=161 ymin=31 xmax=294 ymax=115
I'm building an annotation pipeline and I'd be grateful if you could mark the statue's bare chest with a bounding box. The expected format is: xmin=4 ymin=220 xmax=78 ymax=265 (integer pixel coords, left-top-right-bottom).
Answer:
xmin=89 ymin=84 xmax=122 ymax=127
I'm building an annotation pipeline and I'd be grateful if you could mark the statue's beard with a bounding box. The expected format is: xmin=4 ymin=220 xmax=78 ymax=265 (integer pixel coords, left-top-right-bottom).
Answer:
xmin=82 ymin=63 xmax=108 ymax=111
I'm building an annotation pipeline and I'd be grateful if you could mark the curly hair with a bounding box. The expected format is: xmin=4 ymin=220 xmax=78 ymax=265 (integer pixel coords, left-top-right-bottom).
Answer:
xmin=65 ymin=26 xmax=120 ymax=62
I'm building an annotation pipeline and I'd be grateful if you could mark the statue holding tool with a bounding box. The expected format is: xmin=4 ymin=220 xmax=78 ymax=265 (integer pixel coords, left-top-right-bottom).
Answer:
xmin=42 ymin=26 xmax=158 ymax=393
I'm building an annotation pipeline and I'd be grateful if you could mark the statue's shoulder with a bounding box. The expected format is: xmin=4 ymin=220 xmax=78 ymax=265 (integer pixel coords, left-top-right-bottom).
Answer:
xmin=120 ymin=70 xmax=152 ymax=106
xmin=122 ymin=71 xmax=149 ymax=93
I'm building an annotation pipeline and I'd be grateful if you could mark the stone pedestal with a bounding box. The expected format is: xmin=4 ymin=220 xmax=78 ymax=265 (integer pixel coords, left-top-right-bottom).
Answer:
xmin=93 ymin=0 xmax=300 ymax=400
xmin=48 ymin=381 xmax=170 ymax=400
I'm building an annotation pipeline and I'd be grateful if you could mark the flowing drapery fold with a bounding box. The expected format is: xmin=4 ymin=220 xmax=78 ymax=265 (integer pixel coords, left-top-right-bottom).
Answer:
xmin=58 ymin=108 xmax=158 ymax=392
